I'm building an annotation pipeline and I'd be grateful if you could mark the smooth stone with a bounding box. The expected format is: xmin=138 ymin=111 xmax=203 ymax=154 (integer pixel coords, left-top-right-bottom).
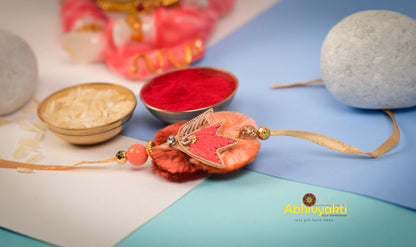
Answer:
xmin=320 ymin=10 xmax=416 ymax=109
xmin=0 ymin=30 xmax=37 ymax=115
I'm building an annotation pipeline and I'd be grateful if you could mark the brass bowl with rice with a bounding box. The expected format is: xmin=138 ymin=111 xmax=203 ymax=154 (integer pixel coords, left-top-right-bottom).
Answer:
xmin=38 ymin=83 xmax=136 ymax=145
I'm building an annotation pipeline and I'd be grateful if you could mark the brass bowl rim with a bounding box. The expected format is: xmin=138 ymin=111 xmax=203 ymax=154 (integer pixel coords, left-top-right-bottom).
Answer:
xmin=139 ymin=66 xmax=239 ymax=114
xmin=37 ymin=82 xmax=137 ymax=133
xmin=45 ymin=113 xmax=133 ymax=137
xmin=49 ymin=118 xmax=129 ymax=137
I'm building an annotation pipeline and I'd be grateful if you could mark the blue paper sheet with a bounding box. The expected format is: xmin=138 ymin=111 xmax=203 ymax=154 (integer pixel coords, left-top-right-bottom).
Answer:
xmin=122 ymin=0 xmax=416 ymax=210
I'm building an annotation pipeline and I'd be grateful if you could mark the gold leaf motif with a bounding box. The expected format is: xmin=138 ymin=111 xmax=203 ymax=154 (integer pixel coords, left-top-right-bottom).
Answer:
xmin=178 ymin=109 xmax=213 ymax=139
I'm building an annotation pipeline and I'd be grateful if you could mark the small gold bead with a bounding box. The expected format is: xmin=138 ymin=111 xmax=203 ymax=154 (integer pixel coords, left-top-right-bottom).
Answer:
xmin=146 ymin=141 xmax=155 ymax=159
xmin=257 ymin=126 xmax=271 ymax=140
xmin=115 ymin=150 xmax=127 ymax=164
xmin=190 ymin=135 xmax=197 ymax=144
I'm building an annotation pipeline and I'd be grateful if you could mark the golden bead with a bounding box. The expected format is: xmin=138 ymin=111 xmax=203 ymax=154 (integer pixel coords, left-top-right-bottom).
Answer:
xmin=146 ymin=141 xmax=155 ymax=159
xmin=115 ymin=150 xmax=127 ymax=164
xmin=257 ymin=126 xmax=271 ymax=140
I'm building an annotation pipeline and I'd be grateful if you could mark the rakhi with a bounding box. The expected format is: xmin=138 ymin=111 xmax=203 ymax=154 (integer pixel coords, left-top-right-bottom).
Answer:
xmin=0 ymin=108 xmax=399 ymax=182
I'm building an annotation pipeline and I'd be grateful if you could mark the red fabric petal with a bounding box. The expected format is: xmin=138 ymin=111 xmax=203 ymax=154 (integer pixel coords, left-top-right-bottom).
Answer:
xmin=151 ymin=122 xmax=209 ymax=182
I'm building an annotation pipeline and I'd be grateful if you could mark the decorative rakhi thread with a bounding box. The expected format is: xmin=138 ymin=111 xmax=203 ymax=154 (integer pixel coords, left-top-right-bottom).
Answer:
xmin=0 ymin=108 xmax=399 ymax=182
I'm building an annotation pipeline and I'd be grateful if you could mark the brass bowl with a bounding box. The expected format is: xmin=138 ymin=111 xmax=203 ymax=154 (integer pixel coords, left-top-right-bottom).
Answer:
xmin=38 ymin=83 xmax=137 ymax=145
xmin=140 ymin=67 xmax=238 ymax=124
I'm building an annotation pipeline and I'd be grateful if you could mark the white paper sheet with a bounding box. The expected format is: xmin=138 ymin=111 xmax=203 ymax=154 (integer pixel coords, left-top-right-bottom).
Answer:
xmin=0 ymin=127 xmax=204 ymax=247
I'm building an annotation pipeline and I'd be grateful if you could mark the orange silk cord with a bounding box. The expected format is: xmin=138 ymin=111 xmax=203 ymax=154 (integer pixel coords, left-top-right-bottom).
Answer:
xmin=270 ymin=78 xmax=323 ymax=89
xmin=271 ymin=110 xmax=399 ymax=157
xmin=270 ymin=78 xmax=400 ymax=157
xmin=0 ymin=157 xmax=117 ymax=171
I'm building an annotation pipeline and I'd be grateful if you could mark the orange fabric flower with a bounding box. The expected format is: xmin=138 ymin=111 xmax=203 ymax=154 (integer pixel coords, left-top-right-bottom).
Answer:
xmin=151 ymin=112 xmax=261 ymax=181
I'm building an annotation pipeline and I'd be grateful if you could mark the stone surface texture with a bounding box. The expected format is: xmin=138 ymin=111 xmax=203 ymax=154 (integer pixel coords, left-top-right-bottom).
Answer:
xmin=321 ymin=10 xmax=416 ymax=109
xmin=0 ymin=30 xmax=37 ymax=115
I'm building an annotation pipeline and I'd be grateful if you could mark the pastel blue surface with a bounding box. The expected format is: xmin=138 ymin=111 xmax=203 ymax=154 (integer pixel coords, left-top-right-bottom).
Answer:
xmin=0 ymin=228 xmax=53 ymax=247
xmin=120 ymin=170 xmax=416 ymax=247
xmin=2 ymin=171 xmax=415 ymax=247
xmin=2 ymin=1 xmax=416 ymax=246
xmin=122 ymin=0 xmax=416 ymax=210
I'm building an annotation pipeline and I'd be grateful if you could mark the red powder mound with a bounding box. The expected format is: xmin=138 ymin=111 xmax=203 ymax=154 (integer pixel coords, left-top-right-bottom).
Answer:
xmin=141 ymin=68 xmax=237 ymax=111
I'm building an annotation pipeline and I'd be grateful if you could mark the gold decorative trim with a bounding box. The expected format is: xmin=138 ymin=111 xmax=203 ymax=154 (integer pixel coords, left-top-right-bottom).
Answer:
xmin=74 ymin=24 xmax=103 ymax=32
xmin=129 ymin=38 xmax=206 ymax=75
xmin=96 ymin=0 xmax=180 ymax=14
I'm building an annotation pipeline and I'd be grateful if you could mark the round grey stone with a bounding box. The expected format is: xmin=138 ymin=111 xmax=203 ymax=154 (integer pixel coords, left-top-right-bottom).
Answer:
xmin=0 ymin=30 xmax=37 ymax=115
xmin=320 ymin=10 xmax=416 ymax=109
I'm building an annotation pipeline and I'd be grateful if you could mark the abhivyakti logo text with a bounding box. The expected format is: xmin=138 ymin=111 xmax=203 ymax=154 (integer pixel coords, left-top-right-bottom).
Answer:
xmin=284 ymin=193 xmax=347 ymax=216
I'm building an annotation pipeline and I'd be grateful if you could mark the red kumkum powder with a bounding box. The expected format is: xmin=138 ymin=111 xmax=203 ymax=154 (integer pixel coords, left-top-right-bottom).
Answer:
xmin=141 ymin=68 xmax=237 ymax=111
